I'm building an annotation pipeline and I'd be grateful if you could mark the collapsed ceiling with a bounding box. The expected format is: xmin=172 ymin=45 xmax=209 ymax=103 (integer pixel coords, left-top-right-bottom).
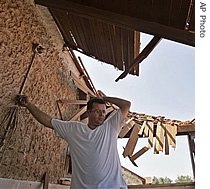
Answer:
xmin=35 ymin=0 xmax=195 ymax=81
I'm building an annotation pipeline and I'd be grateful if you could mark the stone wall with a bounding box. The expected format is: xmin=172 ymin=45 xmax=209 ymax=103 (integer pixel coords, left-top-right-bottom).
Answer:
xmin=0 ymin=0 xmax=82 ymax=183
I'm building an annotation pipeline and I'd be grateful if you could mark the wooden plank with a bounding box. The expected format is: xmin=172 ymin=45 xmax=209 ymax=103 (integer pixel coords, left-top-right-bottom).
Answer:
xmin=154 ymin=122 xmax=165 ymax=153
xmin=56 ymin=100 xmax=63 ymax=120
xmin=43 ymin=172 xmax=49 ymax=189
xmin=188 ymin=134 xmax=195 ymax=177
xmin=127 ymin=30 xmax=135 ymax=75
xmin=114 ymin=27 xmax=124 ymax=70
xmin=122 ymin=28 xmax=129 ymax=71
xmin=122 ymin=124 xmax=140 ymax=158
xmin=108 ymin=24 xmax=117 ymax=66
xmin=177 ymin=123 xmax=195 ymax=134
xmin=138 ymin=120 xmax=146 ymax=135
xmin=147 ymin=121 xmax=154 ymax=149
xmin=170 ymin=125 xmax=177 ymax=148
xmin=89 ymin=20 xmax=101 ymax=60
xmin=119 ymin=119 xmax=135 ymax=138
xmin=35 ymin=0 xmax=195 ymax=46
xmin=115 ymin=36 xmax=161 ymax=81
xmin=49 ymin=9 xmax=76 ymax=47
xmin=69 ymin=71 xmax=95 ymax=96
xmin=133 ymin=31 xmax=140 ymax=76
xmin=119 ymin=122 xmax=194 ymax=138
xmin=143 ymin=121 xmax=149 ymax=137
xmin=129 ymin=146 xmax=149 ymax=166
xmin=165 ymin=123 xmax=171 ymax=155
xmin=69 ymin=106 xmax=87 ymax=121
xmin=67 ymin=13 xmax=86 ymax=50
xmin=102 ymin=24 xmax=113 ymax=64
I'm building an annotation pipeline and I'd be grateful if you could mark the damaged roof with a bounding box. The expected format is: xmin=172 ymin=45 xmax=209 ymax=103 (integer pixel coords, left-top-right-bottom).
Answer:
xmin=35 ymin=0 xmax=195 ymax=81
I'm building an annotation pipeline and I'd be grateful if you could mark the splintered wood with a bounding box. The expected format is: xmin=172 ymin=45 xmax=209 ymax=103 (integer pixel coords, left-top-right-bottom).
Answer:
xmin=119 ymin=118 xmax=135 ymax=138
xmin=121 ymin=119 xmax=178 ymax=166
xmin=123 ymin=124 xmax=140 ymax=158
xmin=147 ymin=121 xmax=154 ymax=149
xmin=154 ymin=122 xmax=165 ymax=154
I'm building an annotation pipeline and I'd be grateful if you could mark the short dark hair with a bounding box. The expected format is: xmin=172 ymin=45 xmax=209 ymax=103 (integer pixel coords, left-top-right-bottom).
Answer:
xmin=87 ymin=98 xmax=106 ymax=110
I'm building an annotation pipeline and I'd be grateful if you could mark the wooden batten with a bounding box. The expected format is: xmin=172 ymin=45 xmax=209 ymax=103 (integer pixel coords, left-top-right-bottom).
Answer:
xmin=165 ymin=123 xmax=171 ymax=155
xmin=154 ymin=122 xmax=165 ymax=153
xmin=138 ymin=120 xmax=146 ymax=135
xmin=119 ymin=119 xmax=135 ymax=138
xmin=143 ymin=122 xmax=149 ymax=137
xmin=122 ymin=124 xmax=140 ymax=158
xmin=70 ymin=71 xmax=96 ymax=97
xmin=165 ymin=123 xmax=172 ymax=146
xmin=69 ymin=106 xmax=87 ymax=121
xmin=170 ymin=125 xmax=177 ymax=148
xmin=129 ymin=146 xmax=149 ymax=167
xmin=147 ymin=121 xmax=154 ymax=149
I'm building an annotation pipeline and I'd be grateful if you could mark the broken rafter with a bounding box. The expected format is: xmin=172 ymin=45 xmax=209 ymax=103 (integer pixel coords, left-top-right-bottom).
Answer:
xmin=69 ymin=70 xmax=96 ymax=97
xmin=122 ymin=124 xmax=140 ymax=158
xmin=119 ymin=119 xmax=135 ymax=138
xmin=128 ymin=146 xmax=149 ymax=167
xmin=69 ymin=106 xmax=87 ymax=121
xmin=115 ymin=36 xmax=161 ymax=82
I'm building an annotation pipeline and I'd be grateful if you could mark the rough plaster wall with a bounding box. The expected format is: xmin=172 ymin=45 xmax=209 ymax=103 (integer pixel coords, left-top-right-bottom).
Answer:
xmin=0 ymin=0 xmax=81 ymax=183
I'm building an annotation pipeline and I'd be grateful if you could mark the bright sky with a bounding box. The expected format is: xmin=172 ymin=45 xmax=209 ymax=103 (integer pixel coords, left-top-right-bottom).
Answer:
xmin=74 ymin=32 xmax=195 ymax=182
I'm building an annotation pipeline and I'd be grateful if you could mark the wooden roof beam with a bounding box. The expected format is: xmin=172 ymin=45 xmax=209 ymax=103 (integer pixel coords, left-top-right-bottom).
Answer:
xmin=115 ymin=36 xmax=161 ymax=82
xmin=35 ymin=0 xmax=195 ymax=46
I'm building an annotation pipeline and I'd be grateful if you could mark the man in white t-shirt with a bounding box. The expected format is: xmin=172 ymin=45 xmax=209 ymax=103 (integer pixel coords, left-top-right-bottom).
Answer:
xmin=17 ymin=90 xmax=131 ymax=189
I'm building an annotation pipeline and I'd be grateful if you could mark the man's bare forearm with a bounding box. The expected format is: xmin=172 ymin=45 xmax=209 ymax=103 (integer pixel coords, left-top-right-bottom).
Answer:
xmin=26 ymin=102 xmax=53 ymax=129
xmin=102 ymin=96 xmax=131 ymax=119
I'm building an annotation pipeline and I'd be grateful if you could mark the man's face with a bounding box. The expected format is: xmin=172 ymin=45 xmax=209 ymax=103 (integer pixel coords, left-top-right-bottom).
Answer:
xmin=87 ymin=102 xmax=106 ymax=129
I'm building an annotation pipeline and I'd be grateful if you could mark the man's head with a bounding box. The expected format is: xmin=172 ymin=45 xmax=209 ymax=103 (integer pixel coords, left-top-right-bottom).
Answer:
xmin=87 ymin=98 xmax=106 ymax=129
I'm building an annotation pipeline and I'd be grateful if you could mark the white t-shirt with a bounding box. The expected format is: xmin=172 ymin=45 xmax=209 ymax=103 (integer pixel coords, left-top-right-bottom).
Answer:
xmin=51 ymin=109 xmax=127 ymax=189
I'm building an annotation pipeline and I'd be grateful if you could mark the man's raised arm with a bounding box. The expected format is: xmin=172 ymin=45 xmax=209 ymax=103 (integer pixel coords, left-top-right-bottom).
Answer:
xmin=97 ymin=90 xmax=131 ymax=119
xmin=16 ymin=95 xmax=53 ymax=129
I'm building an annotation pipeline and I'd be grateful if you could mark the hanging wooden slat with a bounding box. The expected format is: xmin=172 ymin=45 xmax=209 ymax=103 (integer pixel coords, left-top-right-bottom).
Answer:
xmin=122 ymin=124 xmax=140 ymax=158
xmin=188 ymin=134 xmax=195 ymax=177
xmin=119 ymin=119 xmax=135 ymax=138
xmin=154 ymin=122 xmax=165 ymax=153
xmin=165 ymin=123 xmax=171 ymax=155
xmin=138 ymin=120 xmax=146 ymax=135
xmin=170 ymin=125 xmax=177 ymax=148
xmin=147 ymin=121 xmax=154 ymax=149
xmin=129 ymin=146 xmax=149 ymax=167
xmin=143 ymin=121 xmax=149 ymax=137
